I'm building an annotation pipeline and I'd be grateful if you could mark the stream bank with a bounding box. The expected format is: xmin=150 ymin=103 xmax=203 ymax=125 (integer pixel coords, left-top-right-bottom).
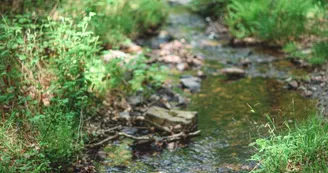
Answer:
xmin=93 ymin=1 xmax=321 ymax=173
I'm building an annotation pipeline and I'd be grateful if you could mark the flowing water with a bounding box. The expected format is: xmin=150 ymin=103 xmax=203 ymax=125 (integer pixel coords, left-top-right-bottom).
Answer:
xmin=102 ymin=2 xmax=316 ymax=172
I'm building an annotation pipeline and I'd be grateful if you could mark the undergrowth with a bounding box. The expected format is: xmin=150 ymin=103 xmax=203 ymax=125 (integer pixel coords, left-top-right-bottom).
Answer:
xmin=0 ymin=13 xmax=163 ymax=172
xmin=57 ymin=0 xmax=167 ymax=47
xmin=1 ymin=0 xmax=168 ymax=47
xmin=250 ymin=116 xmax=328 ymax=173
xmin=192 ymin=0 xmax=328 ymax=64
xmin=191 ymin=0 xmax=230 ymax=17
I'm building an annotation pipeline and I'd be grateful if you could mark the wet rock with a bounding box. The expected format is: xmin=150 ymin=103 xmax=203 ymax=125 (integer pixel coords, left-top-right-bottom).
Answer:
xmin=149 ymin=40 xmax=203 ymax=70
xmin=103 ymin=50 xmax=129 ymax=62
xmin=162 ymin=55 xmax=182 ymax=63
xmin=165 ymin=91 xmax=188 ymax=108
xmin=149 ymin=94 xmax=160 ymax=102
xmin=130 ymin=112 xmax=142 ymax=117
xmin=157 ymin=30 xmax=173 ymax=45
xmin=303 ymin=90 xmax=313 ymax=97
xmin=301 ymin=49 xmax=312 ymax=55
xmin=127 ymin=96 xmax=144 ymax=106
xmin=145 ymin=106 xmax=198 ymax=132
xmin=121 ymin=127 xmax=138 ymax=135
xmin=287 ymin=80 xmax=298 ymax=89
xmin=310 ymin=87 xmax=317 ymax=91
xmin=217 ymin=167 xmax=233 ymax=173
xmin=291 ymin=59 xmax=311 ymax=67
xmin=240 ymin=58 xmax=252 ymax=67
xmin=180 ymin=76 xmax=201 ymax=93
xmin=121 ymin=42 xmax=142 ymax=54
xmin=118 ymin=112 xmax=131 ymax=122
xmin=221 ymin=67 xmax=245 ymax=78
xmin=150 ymin=98 xmax=172 ymax=110
xmin=311 ymin=76 xmax=323 ymax=83
xmin=197 ymin=70 xmax=206 ymax=79
xmin=177 ymin=63 xmax=188 ymax=71
xmin=97 ymin=150 xmax=107 ymax=159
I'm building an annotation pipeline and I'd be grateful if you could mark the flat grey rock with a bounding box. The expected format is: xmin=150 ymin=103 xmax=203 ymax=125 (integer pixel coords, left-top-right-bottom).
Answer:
xmin=180 ymin=76 xmax=201 ymax=92
xmin=145 ymin=106 xmax=197 ymax=132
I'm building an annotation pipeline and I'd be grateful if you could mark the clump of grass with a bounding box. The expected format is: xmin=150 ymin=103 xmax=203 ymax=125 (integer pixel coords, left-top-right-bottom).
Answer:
xmin=225 ymin=0 xmax=317 ymax=43
xmin=0 ymin=9 xmax=165 ymax=172
xmin=191 ymin=0 xmax=230 ymax=17
xmin=250 ymin=115 xmax=328 ymax=173
xmin=283 ymin=41 xmax=328 ymax=65
xmin=60 ymin=0 xmax=168 ymax=47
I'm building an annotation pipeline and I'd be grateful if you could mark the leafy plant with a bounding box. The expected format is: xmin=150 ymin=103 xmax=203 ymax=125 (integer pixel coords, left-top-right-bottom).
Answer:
xmin=0 ymin=14 xmax=100 ymax=172
xmin=191 ymin=0 xmax=230 ymax=17
xmin=250 ymin=116 xmax=328 ymax=173
xmin=60 ymin=0 xmax=168 ymax=47
xmin=225 ymin=0 xmax=317 ymax=43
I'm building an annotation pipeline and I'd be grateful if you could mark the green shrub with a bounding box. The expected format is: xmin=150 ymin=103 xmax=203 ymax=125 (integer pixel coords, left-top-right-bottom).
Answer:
xmin=0 ymin=11 xmax=164 ymax=171
xmin=1 ymin=0 xmax=167 ymax=47
xmin=191 ymin=0 xmax=230 ymax=17
xmin=312 ymin=41 xmax=328 ymax=64
xmin=85 ymin=53 xmax=164 ymax=95
xmin=250 ymin=116 xmax=328 ymax=173
xmin=0 ymin=14 xmax=99 ymax=172
xmin=225 ymin=0 xmax=316 ymax=43
xmin=60 ymin=0 xmax=167 ymax=47
xmin=283 ymin=41 xmax=328 ymax=65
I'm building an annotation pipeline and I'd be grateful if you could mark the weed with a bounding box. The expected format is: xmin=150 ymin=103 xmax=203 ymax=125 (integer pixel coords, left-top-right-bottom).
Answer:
xmin=225 ymin=0 xmax=317 ymax=43
xmin=250 ymin=115 xmax=328 ymax=173
xmin=60 ymin=0 xmax=168 ymax=46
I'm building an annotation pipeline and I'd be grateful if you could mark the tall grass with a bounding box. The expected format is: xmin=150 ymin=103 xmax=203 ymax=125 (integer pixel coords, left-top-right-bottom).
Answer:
xmin=250 ymin=115 xmax=328 ymax=173
xmin=225 ymin=0 xmax=316 ymax=43
xmin=60 ymin=0 xmax=167 ymax=47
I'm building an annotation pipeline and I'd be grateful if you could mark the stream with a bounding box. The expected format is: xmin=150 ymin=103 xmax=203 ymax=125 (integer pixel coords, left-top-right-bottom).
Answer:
xmin=102 ymin=1 xmax=316 ymax=173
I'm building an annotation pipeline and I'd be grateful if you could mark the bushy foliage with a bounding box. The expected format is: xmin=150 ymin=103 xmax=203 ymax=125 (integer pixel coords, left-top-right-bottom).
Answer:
xmin=225 ymin=0 xmax=317 ymax=42
xmin=60 ymin=0 xmax=167 ymax=47
xmin=0 ymin=14 xmax=99 ymax=172
xmin=191 ymin=0 xmax=230 ymax=17
xmin=1 ymin=0 xmax=167 ymax=47
xmin=0 ymin=13 xmax=163 ymax=172
xmin=250 ymin=116 xmax=328 ymax=173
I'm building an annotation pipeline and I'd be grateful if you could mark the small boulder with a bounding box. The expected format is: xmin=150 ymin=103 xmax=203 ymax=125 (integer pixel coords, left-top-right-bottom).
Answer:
xmin=303 ymin=90 xmax=313 ymax=97
xmin=145 ymin=106 xmax=198 ymax=133
xmin=240 ymin=58 xmax=252 ymax=67
xmin=121 ymin=127 xmax=138 ymax=135
xmin=127 ymin=96 xmax=144 ymax=106
xmin=221 ymin=67 xmax=245 ymax=78
xmin=180 ymin=76 xmax=201 ymax=93
xmin=287 ymin=80 xmax=298 ymax=89
xmin=118 ymin=112 xmax=131 ymax=122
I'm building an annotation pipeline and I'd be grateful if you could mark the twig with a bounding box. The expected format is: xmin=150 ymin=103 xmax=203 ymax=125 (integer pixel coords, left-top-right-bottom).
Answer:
xmin=86 ymin=134 xmax=119 ymax=147
xmin=118 ymin=130 xmax=201 ymax=142
xmin=96 ymin=126 xmax=122 ymax=134
xmin=250 ymin=160 xmax=263 ymax=172
xmin=164 ymin=130 xmax=201 ymax=142
xmin=118 ymin=132 xmax=152 ymax=140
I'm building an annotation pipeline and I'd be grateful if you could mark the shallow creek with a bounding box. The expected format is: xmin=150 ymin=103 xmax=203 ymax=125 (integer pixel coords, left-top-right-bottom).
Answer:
xmin=102 ymin=2 xmax=316 ymax=173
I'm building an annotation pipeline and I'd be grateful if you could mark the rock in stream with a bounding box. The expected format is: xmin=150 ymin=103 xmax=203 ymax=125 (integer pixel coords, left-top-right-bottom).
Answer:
xmin=145 ymin=106 xmax=198 ymax=133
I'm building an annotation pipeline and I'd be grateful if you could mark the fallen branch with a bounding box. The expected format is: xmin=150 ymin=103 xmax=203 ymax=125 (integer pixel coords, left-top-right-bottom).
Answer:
xmin=86 ymin=134 xmax=119 ymax=147
xmin=118 ymin=130 xmax=201 ymax=142
xmin=96 ymin=126 xmax=122 ymax=135
xmin=118 ymin=132 xmax=151 ymax=140
xmin=164 ymin=130 xmax=201 ymax=142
